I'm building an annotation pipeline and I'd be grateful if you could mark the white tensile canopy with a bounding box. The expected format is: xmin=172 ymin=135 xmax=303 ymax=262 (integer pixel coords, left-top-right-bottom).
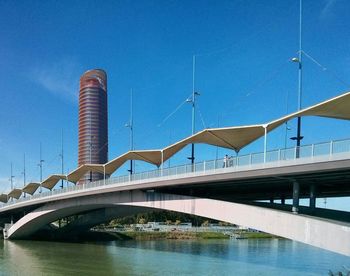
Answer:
xmin=0 ymin=194 xmax=8 ymax=203
xmin=38 ymin=91 xmax=350 ymax=186
xmin=22 ymin=183 xmax=41 ymax=195
xmin=267 ymin=91 xmax=350 ymax=131
xmin=162 ymin=124 xmax=265 ymax=161
xmin=104 ymin=150 xmax=163 ymax=175
xmin=41 ymin=175 xmax=67 ymax=190
xmin=164 ymin=91 xmax=350 ymax=160
xmin=67 ymin=164 xmax=105 ymax=183
xmin=5 ymin=91 xmax=349 ymax=195
xmin=8 ymin=189 xmax=22 ymax=199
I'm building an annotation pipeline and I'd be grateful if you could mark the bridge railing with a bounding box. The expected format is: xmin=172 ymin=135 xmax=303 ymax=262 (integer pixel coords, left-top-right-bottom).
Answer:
xmin=1 ymin=138 xmax=350 ymax=208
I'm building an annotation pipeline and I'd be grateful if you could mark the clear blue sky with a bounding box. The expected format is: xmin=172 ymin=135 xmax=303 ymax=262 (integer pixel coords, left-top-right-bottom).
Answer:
xmin=0 ymin=0 xmax=349 ymax=209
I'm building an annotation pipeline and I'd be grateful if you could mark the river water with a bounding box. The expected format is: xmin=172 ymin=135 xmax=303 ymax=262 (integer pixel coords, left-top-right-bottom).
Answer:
xmin=0 ymin=238 xmax=349 ymax=275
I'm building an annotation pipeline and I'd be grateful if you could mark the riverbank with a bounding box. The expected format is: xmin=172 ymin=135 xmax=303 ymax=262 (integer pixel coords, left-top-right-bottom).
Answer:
xmin=96 ymin=230 xmax=279 ymax=241
xmin=0 ymin=229 xmax=279 ymax=242
xmin=107 ymin=231 xmax=229 ymax=240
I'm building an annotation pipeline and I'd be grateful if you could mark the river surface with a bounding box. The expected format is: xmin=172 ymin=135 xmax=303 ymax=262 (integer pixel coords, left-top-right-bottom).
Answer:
xmin=0 ymin=238 xmax=349 ymax=275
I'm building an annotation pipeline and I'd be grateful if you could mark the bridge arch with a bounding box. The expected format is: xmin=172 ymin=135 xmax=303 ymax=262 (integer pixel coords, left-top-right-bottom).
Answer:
xmin=6 ymin=190 xmax=350 ymax=256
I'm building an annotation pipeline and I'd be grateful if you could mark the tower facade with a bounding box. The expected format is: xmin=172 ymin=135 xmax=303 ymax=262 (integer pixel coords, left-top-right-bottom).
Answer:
xmin=78 ymin=69 xmax=108 ymax=184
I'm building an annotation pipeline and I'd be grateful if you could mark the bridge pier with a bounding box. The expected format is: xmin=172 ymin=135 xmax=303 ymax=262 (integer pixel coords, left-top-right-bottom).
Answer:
xmin=309 ymin=184 xmax=316 ymax=212
xmin=3 ymin=223 xmax=13 ymax=239
xmin=281 ymin=196 xmax=285 ymax=205
xmin=292 ymin=181 xmax=300 ymax=214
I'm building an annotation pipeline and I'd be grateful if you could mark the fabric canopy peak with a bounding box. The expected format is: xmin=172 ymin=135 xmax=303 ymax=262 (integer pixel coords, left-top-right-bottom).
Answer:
xmin=41 ymin=174 xmax=67 ymax=190
xmin=8 ymin=189 xmax=22 ymax=199
xmin=22 ymin=182 xmax=41 ymax=195
xmin=67 ymin=164 xmax=105 ymax=183
xmin=105 ymin=150 xmax=163 ymax=175
xmin=267 ymin=91 xmax=350 ymax=132
xmin=0 ymin=194 xmax=8 ymax=203
xmin=163 ymin=124 xmax=265 ymax=160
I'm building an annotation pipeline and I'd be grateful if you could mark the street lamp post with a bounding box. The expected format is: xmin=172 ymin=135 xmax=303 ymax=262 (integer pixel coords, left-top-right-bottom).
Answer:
xmin=38 ymin=143 xmax=44 ymax=193
xmin=22 ymin=154 xmax=26 ymax=198
xmin=89 ymin=113 xmax=93 ymax=183
xmin=10 ymin=163 xmax=14 ymax=203
xmin=187 ymin=55 xmax=200 ymax=165
xmin=291 ymin=0 xmax=303 ymax=214
xmin=10 ymin=163 xmax=14 ymax=190
xmin=125 ymin=89 xmax=134 ymax=175
xmin=291 ymin=0 xmax=304 ymax=158
xmin=60 ymin=129 xmax=64 ymax=189
xmin=89 ymin=136 xmax=93 ymax=182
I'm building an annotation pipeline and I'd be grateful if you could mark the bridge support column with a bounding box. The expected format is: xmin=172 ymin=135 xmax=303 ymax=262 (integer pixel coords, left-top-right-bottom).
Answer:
xmin=292 ymin=181 xmax=300 ymax=214
xmin=309 ymin=184 xmax=316 ymax=212
xmin=281 ymin=196 xmax=285 ymax=205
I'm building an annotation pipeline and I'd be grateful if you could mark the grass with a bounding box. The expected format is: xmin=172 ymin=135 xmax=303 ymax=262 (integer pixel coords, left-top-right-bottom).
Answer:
xmin=234 ymin=231 xmax=279 ymax=239
xmin=104 ymin=231 xmax=229 ymax=240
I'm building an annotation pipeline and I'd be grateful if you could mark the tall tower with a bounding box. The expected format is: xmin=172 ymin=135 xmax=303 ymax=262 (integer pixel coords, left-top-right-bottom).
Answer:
xmin=78 ymin=69 xmax=108 ymax=184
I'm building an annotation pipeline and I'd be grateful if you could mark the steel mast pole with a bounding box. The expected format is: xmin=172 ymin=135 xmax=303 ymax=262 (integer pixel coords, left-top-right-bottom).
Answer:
xmin=40 ymin=143 xmax=42 ymax=181
xmin=23 ymin=154 xmax=26 ymax=197
xmin=190 ymin=55 xmax=196 ymax=165
xmin=130 ymin=89 xmax=134 ymax=174
xmin=291 ymin=0 xmax=303 ymax=214
xmin=127 ymin=89 xmax=134 ymax=175
xmin=293 ymin=0 xmax=303 ymax=158
xmin=10 ymin=163 xmax=14 ymax=202
xmin=60 ymin=129 xmax=64 ymax=189
xmin=39 ymin=142 xmax=44 ymax=193
xmin=89 ymin=114 xmax=93 ymax=182
xmin=10 ymin=163 xmax=14 ymax=190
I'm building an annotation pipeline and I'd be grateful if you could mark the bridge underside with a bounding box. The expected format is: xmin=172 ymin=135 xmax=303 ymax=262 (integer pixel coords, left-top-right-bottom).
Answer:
xmin=4 ymin=190 xmax=350 ymax=256
xmin=156 ymin=164 xmax=350 ymax=201
xmin=28 ymin=206 xmax=153 ymax=241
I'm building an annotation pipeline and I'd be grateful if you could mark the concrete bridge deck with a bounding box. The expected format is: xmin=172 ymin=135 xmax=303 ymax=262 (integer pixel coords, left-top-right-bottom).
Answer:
xmin=1 ymin=147 xmax=350 ymax=214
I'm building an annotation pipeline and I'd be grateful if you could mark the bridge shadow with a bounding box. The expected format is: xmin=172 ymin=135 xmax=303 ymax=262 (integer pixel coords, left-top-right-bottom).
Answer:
xmin=249 ymin=201 xmax=350 ymax=224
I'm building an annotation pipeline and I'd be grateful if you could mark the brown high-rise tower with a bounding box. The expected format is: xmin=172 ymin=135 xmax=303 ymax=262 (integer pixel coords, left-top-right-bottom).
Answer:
xmin=78 ymin=69 xmax=108 ymax=184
